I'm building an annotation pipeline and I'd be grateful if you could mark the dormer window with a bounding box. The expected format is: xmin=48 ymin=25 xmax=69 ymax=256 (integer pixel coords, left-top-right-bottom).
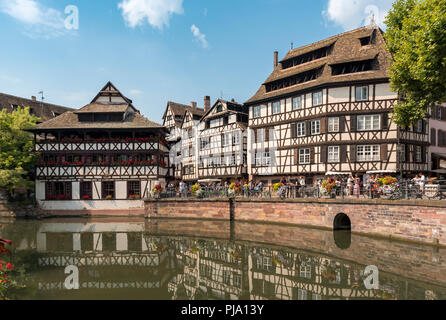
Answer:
xmin=78 ymin=112 xmax=124 ymax=122
xmin=360 ymin=36 xmax=371 ymax=46
xmin=217 ymin=105 xmax=223 ymax=113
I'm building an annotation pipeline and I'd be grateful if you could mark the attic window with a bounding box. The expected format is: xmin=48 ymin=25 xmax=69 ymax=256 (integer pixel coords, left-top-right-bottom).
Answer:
xmin=360 ymin=36 xmax=371 ymax=46
xmin=331 ymin=58 xmax=376 ymax=76
xmin=265 ymin=67 xmax=324 ymax=93
xmin=281 ymin=44 xmax=333 ymax=70
xmin=217 ymin=105 xmax=223 ymax=113
xmin=52 ymin=111 xmax=61 ymax=117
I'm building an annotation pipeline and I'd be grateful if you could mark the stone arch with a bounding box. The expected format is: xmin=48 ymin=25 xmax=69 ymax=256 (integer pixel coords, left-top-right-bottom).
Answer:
xmin=333 ymin=213 xmax=351 ymax=230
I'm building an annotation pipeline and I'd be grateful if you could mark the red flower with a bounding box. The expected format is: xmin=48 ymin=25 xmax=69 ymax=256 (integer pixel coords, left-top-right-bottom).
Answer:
xmin=6 ymin=263 xmax=13 ymax=270
xmin=0 ymin=237 xmax=12 ymax=245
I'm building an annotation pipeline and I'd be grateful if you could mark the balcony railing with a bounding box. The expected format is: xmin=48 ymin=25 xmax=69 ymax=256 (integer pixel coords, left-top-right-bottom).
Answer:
xmin=36 ymin=165 xmax=169 ymax=178
xmin=35 ymin=137 xmax=169 ymax=153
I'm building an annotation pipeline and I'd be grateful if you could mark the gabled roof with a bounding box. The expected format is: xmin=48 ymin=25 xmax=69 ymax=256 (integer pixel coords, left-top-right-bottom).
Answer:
xmin=246 ymin=26 xmax=391 ymax=104
xmin=34 ymin=82 xmax=164 ymax=131
xmin=163 ymin=101 xmax=205 ymax=127
xmin=0 ymin=92 xmax=74 ymax=122
xmin=180 ymin=107 xmax=206 ymax=128
xmin=200 ymin=99 xmax=248 ymax=121
xmin=34 ymin=111 xmax=163 ymax=130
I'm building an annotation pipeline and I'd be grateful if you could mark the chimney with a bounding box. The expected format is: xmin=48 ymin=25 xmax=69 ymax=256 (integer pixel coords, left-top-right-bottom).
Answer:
xmin=231 ymin=98 xmax=235 ymax=103
xmin=31 ymin=96 xmax=36 ymax=101
xmin=274 ymin=51 xmax=278 ymax=68
xmin=191 ymin=101 xmax=197 ymax=109
xmin=204 ymin=96 xmax=211 ymax=112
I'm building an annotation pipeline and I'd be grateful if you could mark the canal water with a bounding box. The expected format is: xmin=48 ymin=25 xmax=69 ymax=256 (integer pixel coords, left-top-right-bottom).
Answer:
xmin=1 ymin=217 xmax=446 ymax=300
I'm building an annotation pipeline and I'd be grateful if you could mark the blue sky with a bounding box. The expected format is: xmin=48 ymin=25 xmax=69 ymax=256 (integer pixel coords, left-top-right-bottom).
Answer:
xmin=0 ymin=0 xmax=394 ymax=123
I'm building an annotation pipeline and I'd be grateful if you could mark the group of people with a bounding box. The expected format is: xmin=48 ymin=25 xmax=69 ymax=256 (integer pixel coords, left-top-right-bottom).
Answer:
xmin=166 ymin=172 xmax=432 ymax=199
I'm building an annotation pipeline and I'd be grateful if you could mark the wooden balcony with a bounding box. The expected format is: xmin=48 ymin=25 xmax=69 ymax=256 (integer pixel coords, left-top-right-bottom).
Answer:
xmin=36 ymin=165 xmax=169 ymax=179
xmin=35 ymin=139 xmax=169 ymax=153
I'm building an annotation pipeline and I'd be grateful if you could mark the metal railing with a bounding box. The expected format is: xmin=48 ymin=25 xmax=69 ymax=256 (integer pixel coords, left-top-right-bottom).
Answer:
xmin=157 ymin=180 xmax=446 ymax=201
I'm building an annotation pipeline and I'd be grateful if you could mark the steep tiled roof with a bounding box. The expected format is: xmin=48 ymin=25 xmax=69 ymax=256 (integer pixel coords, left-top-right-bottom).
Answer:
xmin=0 ymin=93 xmax=74 ymax=122
xmin=246 ymin=26 xmax=391 ymax=104
xmin=163 ymin=101 xmax=205 ymax=126
xmin=74 ymin=103 xmax=130 ymax=114
xmin=35 ymin=111 xmax=163 ymax=130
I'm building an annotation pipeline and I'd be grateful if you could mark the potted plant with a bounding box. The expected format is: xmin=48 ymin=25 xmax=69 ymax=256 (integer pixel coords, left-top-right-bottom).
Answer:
xmin=151 ymin=184 xmax=163 ymax=198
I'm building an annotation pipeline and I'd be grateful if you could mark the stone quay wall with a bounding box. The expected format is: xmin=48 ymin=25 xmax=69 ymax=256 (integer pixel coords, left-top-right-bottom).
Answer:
xmin=144 ymin=198 xmax=446 ymax=246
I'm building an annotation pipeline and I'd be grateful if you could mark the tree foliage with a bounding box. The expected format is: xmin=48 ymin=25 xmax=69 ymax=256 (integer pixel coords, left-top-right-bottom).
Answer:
xmin=385 ymin=0 xmax=446 ymax=126
xmin=0 ymin=107 xmax=40 ymax=194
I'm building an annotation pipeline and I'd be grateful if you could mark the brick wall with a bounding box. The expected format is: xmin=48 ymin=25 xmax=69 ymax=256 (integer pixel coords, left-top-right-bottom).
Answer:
xmin=145 ymin=199 xmax=230 ymax=220
xmin=145 ymin=198 xmax=446 ymax=246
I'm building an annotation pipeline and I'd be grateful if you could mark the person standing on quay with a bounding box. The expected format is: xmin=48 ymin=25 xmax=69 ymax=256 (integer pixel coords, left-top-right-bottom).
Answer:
xmin=179 ymin=180 xmax=186 ymax=198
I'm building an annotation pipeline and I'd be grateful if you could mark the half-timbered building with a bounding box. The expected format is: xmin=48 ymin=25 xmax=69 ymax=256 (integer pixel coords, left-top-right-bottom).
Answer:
xmin=428 ymin=103 xmax=446 ymax=172
xmin=197 ymin=99 xmax=249 ymax=181
xmin=31 ymin=82 xmax=169 ymax=213
xmin=0 ymin=92 xmax=74 ymax=123
xmin=245 ymin=26 xmax=429 ymax=184
xmin=179 ymin=106 xmax=205 ymax=182
xmin=162 ymin=100 xmax=206 ymax=180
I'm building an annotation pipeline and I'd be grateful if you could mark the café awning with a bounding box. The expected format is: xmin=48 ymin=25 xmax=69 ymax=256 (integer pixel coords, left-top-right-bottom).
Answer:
xmin=325 ymin=171 xmax=352 ymax=176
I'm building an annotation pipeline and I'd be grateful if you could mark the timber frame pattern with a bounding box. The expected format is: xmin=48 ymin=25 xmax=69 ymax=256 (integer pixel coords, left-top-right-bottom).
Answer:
xmin=245 ymin=26 xmax=429 ymax=181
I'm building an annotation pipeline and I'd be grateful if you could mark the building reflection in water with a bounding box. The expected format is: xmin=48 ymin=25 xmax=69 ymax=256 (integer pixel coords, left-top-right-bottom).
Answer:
xmin=3 ymin=218 xmax=446 ymax=300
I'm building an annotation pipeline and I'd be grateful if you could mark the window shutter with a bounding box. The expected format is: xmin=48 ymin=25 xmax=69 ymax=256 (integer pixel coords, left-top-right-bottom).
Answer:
xmin=306 ymin=121 xmax=311 ymax=136
xmin=350 ymin=145 xmax=356 ymax=162
xmin=254 ymin=129 xmax=258 ymax=143
xmin=291 ymin=123 xmax=297 ymax=139
xmin=350 ymin=115 xmax=357 ymax=132
xmin=380 ymin=144 xmax=388 ymax=162
xmin=412 ymin=146 xmax=417 ymax=162
xmin=310 ymin=147 xmax=315 ymax=164
xmin=422 ymin=146 xmax=427 ymax=163
xmin=340 ymin=145 xmax=347 ymax=163
xmin=405 ymin=144 xmax=410 ymax=163
xmin=339 ymin=116 xmax=346 ymax=132
xmin=422 ymin=120 xmax=427 ymax=134
xmin=381 ymin=113 xmax=388 ymax=130
xmin=321 ymin=118 xmax=327 ymax=134
xmin=265 ymin=128 xmax=270 ymax=142
xmin=431 ymin=128 xmax=437 ymax=146
xmin=294 ymin=149 xmax=299 ymax=165
xmin=320 ymin=145 xmax=327 ymax=163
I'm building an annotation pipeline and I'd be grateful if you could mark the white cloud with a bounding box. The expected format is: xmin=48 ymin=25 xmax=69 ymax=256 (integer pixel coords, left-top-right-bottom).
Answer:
xmin=323 ymin=0 xmax=394 ymax=31
xmin=191 ymin=24 xmax=208 ymax=48
xmin=130 ymin=89 xmax=142 ymax=95
xmin=118 ymin=0 xmax=184 ymax=29
xmin=0 ymin=0 xmax=71 ymax=39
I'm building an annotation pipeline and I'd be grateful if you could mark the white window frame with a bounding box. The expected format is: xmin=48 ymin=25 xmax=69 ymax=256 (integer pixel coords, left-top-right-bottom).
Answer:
xmin=200 ymin=137 xmax=210 ymax=150
xmin=311 ymin=120 xmax=320 ymax=135
xmin=415 ymin=145 xmax=422 ymax=163
xmin=210 ymin=118 xmax=220 ymax=128
xmin=262 ymin=152 xmax=271 ymax=166
xmin=253 ymin=105 xmax=261 ymax=118
xmin=297 ymin=288 xmax=308 ymax=300
xmin=232 ymin=132 xmax=240 ymax=146
xmin=299 ymin=148 xmax=310 ymax=164
xmin=255 ymin=152 xmax=262 ymax=166
xmin=297 ymin=122 xmax=306 ymax=137
xmin=357 ymin=115 xmax=380 ymax=131
xmin=272 ymin=101 xmax=281 ymax=114
xmin=399 ymin=144 xmax=406 ymax=162
xmin=328 ymin=117 xmax=339 ymax=133
xmin=292 ymin=96 xmax=303 ymax=110
xmin=355 ymin=86 xmax=369 ymax=101
xmin=328 ymin=146 xmax=340 ymax=163
xmin=312 ymin=91 xmax=323 ymax=106
xmin=357 ymin=145 xmax=380 ymax=162
xmin=222 ymin=134 xmax=231 ymax=147
xmin=299 ymin=263 xmax=311 ymax=279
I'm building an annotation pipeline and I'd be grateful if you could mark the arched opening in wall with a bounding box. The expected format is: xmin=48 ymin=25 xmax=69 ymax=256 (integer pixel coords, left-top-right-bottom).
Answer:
xmin=333 ymin=213 xmax=351 ymax=230
xmin=333 ymin=213 xmax=351 ymax=250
